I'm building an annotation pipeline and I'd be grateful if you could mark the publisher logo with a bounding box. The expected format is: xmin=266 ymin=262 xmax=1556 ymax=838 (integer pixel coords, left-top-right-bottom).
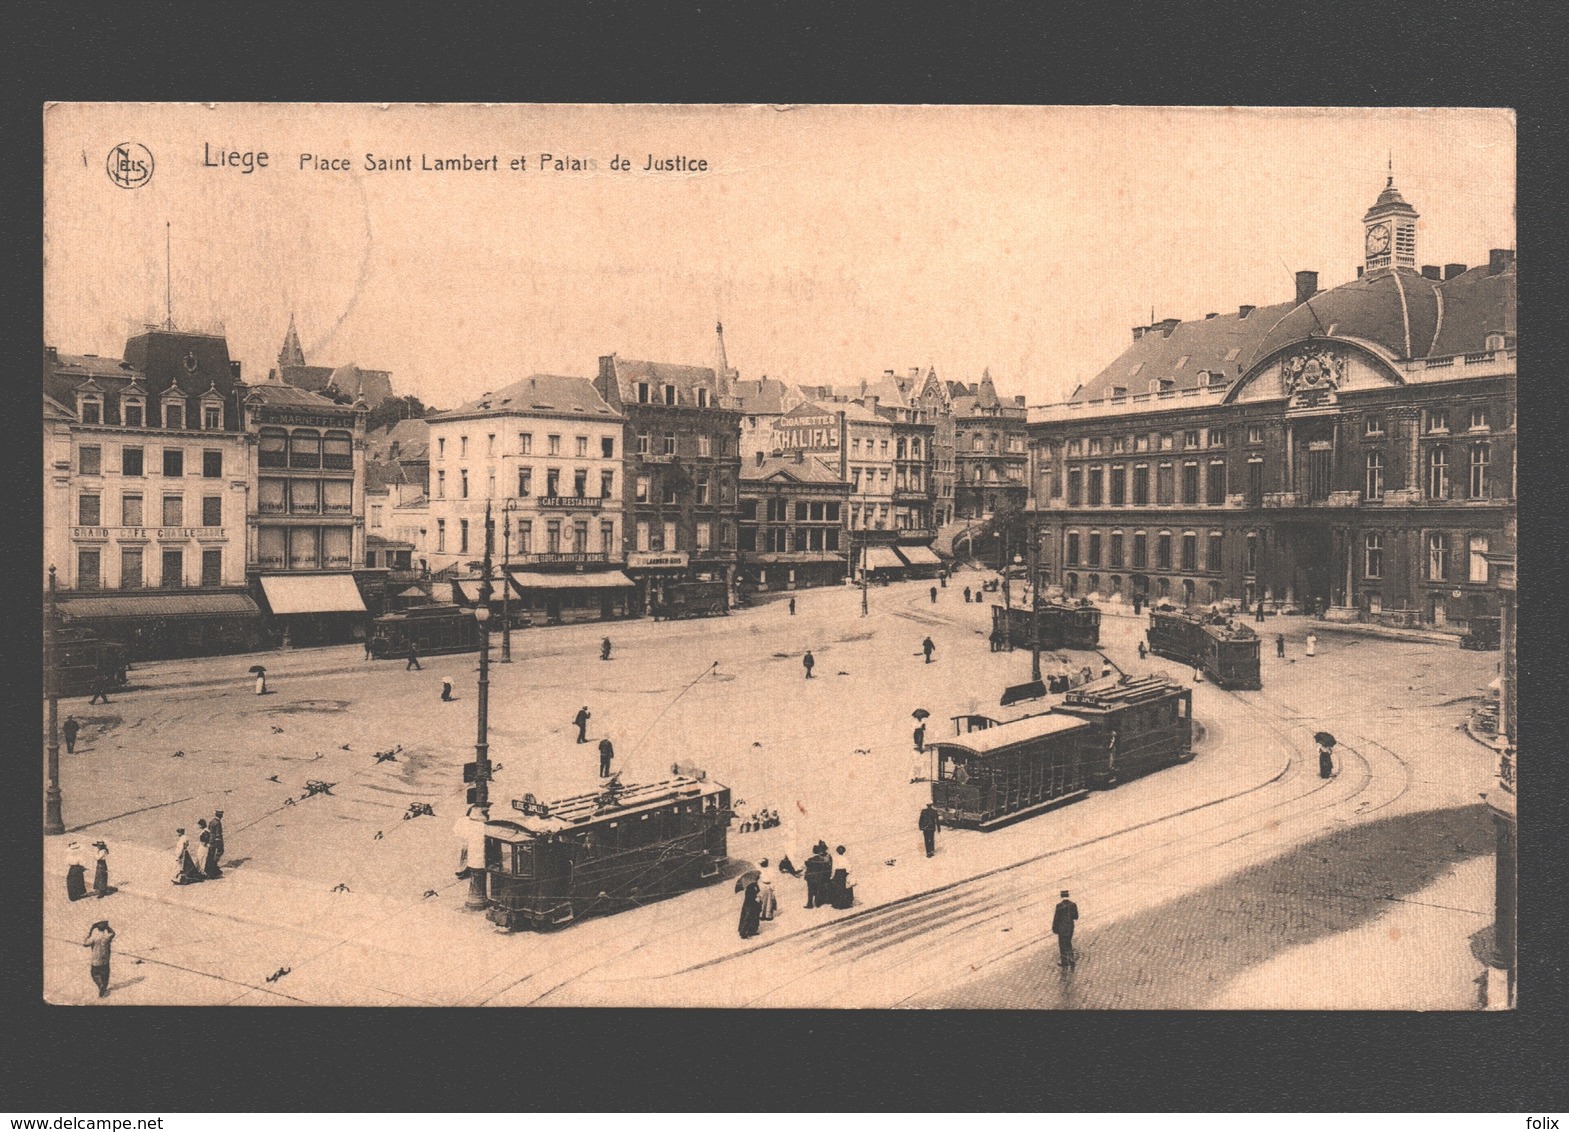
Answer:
xmin=107 ymin=142 xmax=154 ymax=189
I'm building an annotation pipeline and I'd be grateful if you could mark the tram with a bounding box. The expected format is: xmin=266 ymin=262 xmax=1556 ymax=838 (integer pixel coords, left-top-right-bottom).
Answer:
xmin=654 ymin=580 xmax=730 ymax=620
xmin=482 ymin=772 xmax=732 ymax=930
xmin=366 ymin=604 xmax=486 ymax=658
xmin=991 ymin=599 xmax=1102 ymax=652
xmin=1145 ymin=607 xmax=1262 ymax=689
xmin=50 ymin=626 xmax=129 ymax=697
xmin=928 ymin=674 xmax=1193 ymax=829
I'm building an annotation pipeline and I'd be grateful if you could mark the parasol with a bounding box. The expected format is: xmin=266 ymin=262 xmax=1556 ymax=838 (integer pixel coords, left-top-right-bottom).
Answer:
xmin=912 ymin=708 xmax=931 ymax=721
xmin=1314 ymin=731 xmax=1337 ymax=748
xmin=734 ymin=869 xmax=761 ymax=892
xmin=249 ymin=665 xmax=267 ymax=675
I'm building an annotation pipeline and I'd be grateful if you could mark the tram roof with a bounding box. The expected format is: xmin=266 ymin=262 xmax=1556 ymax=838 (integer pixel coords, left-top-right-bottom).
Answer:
xmin=932 ymin=712 xmax=1090 ymax=758
xmin=487 ymin=775 xmax=727 ymax=837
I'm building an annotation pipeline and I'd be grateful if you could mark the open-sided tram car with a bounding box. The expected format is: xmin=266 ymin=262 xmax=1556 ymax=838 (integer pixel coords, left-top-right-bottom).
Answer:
xmin=990 ymin=600 xmax=1103 ymax=652
xmin=50 ymin=625 xmax=129 ymax=697
xmin=1146 ymin=608 xmax=1262 ymax=689
xmin=367 ymin=604 xmax=485 ymax=659
xmin=482 ymin=774 xmax=731 ymax=930
xmin=929 ymin=675 xmax=1193 ymax=830
xmin=655 ymin=580 xmax=730 ymax=620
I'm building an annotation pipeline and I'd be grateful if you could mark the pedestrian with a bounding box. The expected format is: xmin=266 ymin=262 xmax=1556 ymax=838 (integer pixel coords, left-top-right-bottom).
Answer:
xmin=171 ymin=828 xmax=201 ymax=885
xmin=1255 ymin=602 xmax=1266 ymax=624
xmin=788 ymin=596 xmax=796 ymax=616
xmin=574 ymin=706 xmax=591 ymax=743
xmin=1193 ymin=665 xmax=1204 ymax=683
xmin=803 ymin=651 xmax=815 ymax=680
xmin=1276 ymin=633 xmax=1286 ymax=658
xmin=757 ymin=862 xmax=778 ymax=921
xmin=598 ymin=736 xmax=615 ymax=777
xmin=930 ymin=586 xmax=938 ymax=603
xmin=913 ymin=722 xmax=926 ymax=754
xmin=441 ymin=677 xmax=454 ymax=702
xmin=1052 ymin=890 xmax=1079 ymax=968
xmin=804 ymin=843 xmax=833 ymax=908
xmin=1137 ymin=640 xmax=1148 ymax=660
xmin=738 ymin=875 xmax=763 ymax=939
xmin=1132 ymin=593 xmax=1143 ymax=616
xmin=92 ymin=841 xmax=111 ymax=898
xmin=83 ymin=920 xmax=115 ymax=998
xmin=62 ymin=715 xmax=81 ymax=754
xmin=1318 ymin=742 xmax=1335 ymax=779
xmin=196 ymin=820 xmax=222 ymax=880
xmin=601 ymin=637 xmax=612 ymax=661
xmin=209 ymin=811 xmax=225 ymax=864
xmin=963 ymin=586 xmax=972 ymax=603
xmin=922 ymin=636 xmax=935 ymax=664
xmin=1102 ymin=659 xmax=1114 ymax=678
xmin=918 ymin=803 xmax=940 ymax=857
xmin=1305 ymin=632 xmax=1317 ymax=658
xmin=88 ymin=675 xmax=111 ymax=705
xmin=406 ymin=644 xmax=422 ymax=671
xmin=254 ymin=669 xmax=267 ymax=696
xmin=65 ymin=841 xmax=88 ymax=901
xmin=830 ymin=845 xmax=854 ymax=908
xmin=364 ymin=636 xmax=374 ymax=661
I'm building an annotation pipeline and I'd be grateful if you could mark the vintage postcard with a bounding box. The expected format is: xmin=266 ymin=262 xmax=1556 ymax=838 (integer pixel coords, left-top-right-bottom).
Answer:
xmin=42 ymin=103 xmax=1516 ymax=1008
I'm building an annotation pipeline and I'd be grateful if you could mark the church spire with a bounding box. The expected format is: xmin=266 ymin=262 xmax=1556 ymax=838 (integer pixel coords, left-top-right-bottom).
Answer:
xmin=713 ymin=319 xmax=736 ymax=393
xmin=278 ymin=313 xmax=305 ymax=370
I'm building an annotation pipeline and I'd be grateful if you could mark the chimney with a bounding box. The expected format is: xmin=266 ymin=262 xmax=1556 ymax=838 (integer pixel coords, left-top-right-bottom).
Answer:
xmin=1444 ymin=263 xmax=1467 ymax=280
xmin=884 ymin=370 xmax=895 ymax=378
xmin=1014 ymin=395 xmax=1025 ymax=407
xmin=755 ymin=450 xmax=765 ymax=467
xmin=1357 ymin=266 xmax=1364 ymax=278
xmin=1294 ymin=270 xmax=1318 ymax=306
xmin=1420 ymin=265 xmax=1441 ymax=281
xmin=909 ymin=368 xmax=920 ymax=380
xmin=1488 ymin=249 xmax=1515 ymax=276
xmin=1204 ymin=312 xmax=1218 ymax=320
xmin=1132 ymin=326 xmax=1147 ymax=341
xmin=229 ymin=360 xmax=242 ymax=380
xmin=1158 ymin=318 xmax=1180 ymax=337
xmin=1238 ymin=305 xmax=1255 ymax=319
xmin=46 ymin=345 xmax=58 ymax=363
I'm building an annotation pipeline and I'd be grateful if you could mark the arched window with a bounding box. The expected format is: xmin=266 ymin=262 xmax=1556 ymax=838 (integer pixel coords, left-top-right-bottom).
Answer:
xmin=1427 ymin=445 xmax=1450 ymax=499
xmin=289 ymin=429 xmax=322 ymax=469
xmin=1065 ymin=572 xmax=1079 ymax=597
xmin=1182 ymin=578 xmax=1195 ymax=606
xmin=1207 ymin=580 xmax=1222 ymax=604
xmin=1087 ymin=573 xmax=1100 ymax=595
xmin=1156 ymin=577 xmax=1170 ymax=599
xmin=258 ymin=428 xmax=289 ymax=468
xmin=1110 ymin=575 xmax=1123 ymax=595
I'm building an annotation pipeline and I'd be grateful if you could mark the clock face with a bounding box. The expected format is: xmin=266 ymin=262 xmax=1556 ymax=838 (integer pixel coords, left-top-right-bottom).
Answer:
xmin=1365 ymin=223 xmax=1391 ymax=256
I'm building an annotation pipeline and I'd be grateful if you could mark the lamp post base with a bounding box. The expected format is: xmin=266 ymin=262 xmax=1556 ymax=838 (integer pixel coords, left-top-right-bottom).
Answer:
xmin=44 ymin=785 xmax=65 ymax=836
xmin=465 ymin=872 xmax=489 ymax=911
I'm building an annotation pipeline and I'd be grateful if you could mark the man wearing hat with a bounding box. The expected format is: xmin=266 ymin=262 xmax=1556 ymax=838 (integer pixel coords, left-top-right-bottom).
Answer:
xmin=209 ymin=811 xmax=225 ymax=864
xmin=1052 ymin=890 xmax=1079 ymax=968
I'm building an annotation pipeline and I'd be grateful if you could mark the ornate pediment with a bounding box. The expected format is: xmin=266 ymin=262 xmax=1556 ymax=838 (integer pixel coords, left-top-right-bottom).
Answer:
xmin=1280 ymin=345 xmax=1345 ymax=411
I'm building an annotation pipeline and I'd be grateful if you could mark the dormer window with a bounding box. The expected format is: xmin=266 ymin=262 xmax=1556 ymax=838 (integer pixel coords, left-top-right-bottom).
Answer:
xmin=663 ymin=384 xmax=677 ymax=406
xmin=78 ymin=393 xmax=103 ymax=425
xmin=637 ymin=382 xmax=651 ymax=403
xmin=122 ymin=397 xmax=145 ymax=428
xmin=696 ymin=387 xmax=710 ymax=409
xmin=201 ymin=401 xmax=222 ymax=430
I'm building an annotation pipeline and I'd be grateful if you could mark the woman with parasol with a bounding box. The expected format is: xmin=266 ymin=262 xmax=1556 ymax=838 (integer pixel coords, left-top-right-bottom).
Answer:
xmin=1315 ymin=732 xmax=1336 ymax=779
xmin=736 ymin=869 xmax=763 ymax=939
xmin=250 ymin=665 xmax=268 ymax=695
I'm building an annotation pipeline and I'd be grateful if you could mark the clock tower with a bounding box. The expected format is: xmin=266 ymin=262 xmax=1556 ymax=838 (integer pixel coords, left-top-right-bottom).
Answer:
xmin=1362 ymin=166 xmax=1419 ymax=275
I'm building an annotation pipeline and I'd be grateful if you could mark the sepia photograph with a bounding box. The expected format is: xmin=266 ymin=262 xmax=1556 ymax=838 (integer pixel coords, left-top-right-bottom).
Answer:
xmin=41 ymin=103 xmax=1517 ymax=1010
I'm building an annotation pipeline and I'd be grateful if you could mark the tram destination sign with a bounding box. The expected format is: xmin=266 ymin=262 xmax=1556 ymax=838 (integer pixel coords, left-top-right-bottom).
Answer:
xmin=512 ymin=793 xmax=552 ymax=818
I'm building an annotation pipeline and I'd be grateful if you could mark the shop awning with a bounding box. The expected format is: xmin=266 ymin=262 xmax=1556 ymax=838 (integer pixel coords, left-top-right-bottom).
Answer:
xmin=511 ymin=571 xmax=636 ymax=590
xmin=748 ymin=552 xmax=848 ymax=564
xmin=454 ymin=578 xmax=515 ymax=603
xmin=862 ymin=546 xmax=905 ymax=570
xmin=57 ymin=592 xmax=261 ymax=621
xmin=894 ymin=545 xmax=942 ymax=566
xmin=396 ymin=585 xmax=429 ymax=599
xmin=259 ymin=574 xmax=367 ymax=615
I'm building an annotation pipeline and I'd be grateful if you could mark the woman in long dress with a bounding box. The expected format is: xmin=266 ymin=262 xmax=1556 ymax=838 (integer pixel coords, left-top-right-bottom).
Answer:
xmin=65 ymin=841 xmax=88 ymax=901
xmin=737 ymin=879 xmax=762 ymax=939
xmin=172 ymin=828 xmax=202 ymax=885
xmin=197 ymin=828 xmax=222 ymax=880
xmin=92 ymin=841 xmax=111 ymax=898
xmin=756 ymin=862 xmax=778 ymax=922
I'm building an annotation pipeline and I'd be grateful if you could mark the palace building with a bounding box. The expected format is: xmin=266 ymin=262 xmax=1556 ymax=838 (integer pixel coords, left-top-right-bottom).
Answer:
xmin=1027 ymin=175 xmax=1516 ymax=630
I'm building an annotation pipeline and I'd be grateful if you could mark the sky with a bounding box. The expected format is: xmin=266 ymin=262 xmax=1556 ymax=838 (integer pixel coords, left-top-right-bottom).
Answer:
xmin=44 ymin=104 xmax=1515 ymax=409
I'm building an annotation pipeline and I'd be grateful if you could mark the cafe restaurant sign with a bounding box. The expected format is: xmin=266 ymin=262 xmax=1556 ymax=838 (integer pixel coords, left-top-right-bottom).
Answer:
xmin=74 ymin=526 xmax=227 ymax=541
xmin=627 ymin=552 xmax=689 ymax=569
xmin=772 ymin=412 xmax=841 ymax=452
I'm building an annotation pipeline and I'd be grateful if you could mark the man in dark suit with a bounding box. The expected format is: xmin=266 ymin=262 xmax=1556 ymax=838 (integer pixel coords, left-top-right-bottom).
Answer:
xmin=598 ymin=737 xmax=615 ymax=777
xmin=1052 ymin=890 xmax=1079 ymax=968
xmin=918 ymin=803 xmax=940 ymax=857
xmin=803 ymin=844 xmax=833 ymax=908
xmin=574 ymin=706 xmax=591 ymax=743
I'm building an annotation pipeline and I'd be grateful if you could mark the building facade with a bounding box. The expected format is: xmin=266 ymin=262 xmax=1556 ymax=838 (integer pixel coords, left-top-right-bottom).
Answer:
xmin=953 ymin=370 xmax=1030 ymax=522
xmin=909 ymin=368 xmax=957 ymax=530
xmin=737 ymin=451 xmax=851 ymax=591
xmin=43 ymin=331 xmax=263 ymax=658
xmin=1027 ymin=177 xmax=1516 ymax=629
xmin=594 ymin=353 xmax=744 ymax=612
xmin=425 ymin=374 xmax=633 ymax=622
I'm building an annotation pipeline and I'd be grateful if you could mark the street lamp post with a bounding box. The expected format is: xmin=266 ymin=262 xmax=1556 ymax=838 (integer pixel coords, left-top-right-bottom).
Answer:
xmin=860 ymin=541 xmax=869 ymax=617
xmin=465 ymin=503 xmax=495 ymax=912
xmin=1027 ymin=533 xmax=1042 ymax=683
xmin=500 ymin=502 xmax=514 ymax=664
xmin=44 ymin=566 xmax=65 ymax=835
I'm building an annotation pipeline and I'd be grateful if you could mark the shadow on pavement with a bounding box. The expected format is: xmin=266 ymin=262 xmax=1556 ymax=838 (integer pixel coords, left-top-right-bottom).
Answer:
xmin=920 ymin=803 xmax=1494 ymax=1009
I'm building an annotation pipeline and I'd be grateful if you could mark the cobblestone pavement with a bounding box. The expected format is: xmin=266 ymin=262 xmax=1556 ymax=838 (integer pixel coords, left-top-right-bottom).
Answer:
xmin=42 ymin=573 xmax=1501 ymax=1007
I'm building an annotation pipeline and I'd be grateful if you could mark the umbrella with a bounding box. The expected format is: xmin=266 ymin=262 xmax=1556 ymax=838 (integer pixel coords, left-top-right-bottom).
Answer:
xmin=912 ymin=708 xmax=931 ymax=721
xmin=1314 ymin=731 xmax=1337 ymax=748
xmin=734 ymin=869 xmax=761 ymax=893
xmin=249 ymin=665 xmax=267 ymax=675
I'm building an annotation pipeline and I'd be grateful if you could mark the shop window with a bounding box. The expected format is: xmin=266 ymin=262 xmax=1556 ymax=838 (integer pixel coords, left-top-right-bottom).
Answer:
xmin=291 ymin=480 xmax=320 ymax=514
xmin=323 ymin=431 xmax=353 ymax=470
xmin=323 ymin=480 xmax=352 ymax=514
xmin=289 ymin=528 xmax=320 ymax=571
xmin=290 ymin=430 xmax=322 ymax=469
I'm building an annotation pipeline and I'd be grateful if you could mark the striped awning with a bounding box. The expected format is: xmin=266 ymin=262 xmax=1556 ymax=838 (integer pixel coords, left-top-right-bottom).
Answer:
xmin=862 ymin=546 xmax=905 ymax=570
xmin=57 ymin=592 xmax=261 ymax=621
xmin=894 ymin=545 xmax=942 ymax=566
xmin=511 ymin=571 xmax=636 ymax=590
